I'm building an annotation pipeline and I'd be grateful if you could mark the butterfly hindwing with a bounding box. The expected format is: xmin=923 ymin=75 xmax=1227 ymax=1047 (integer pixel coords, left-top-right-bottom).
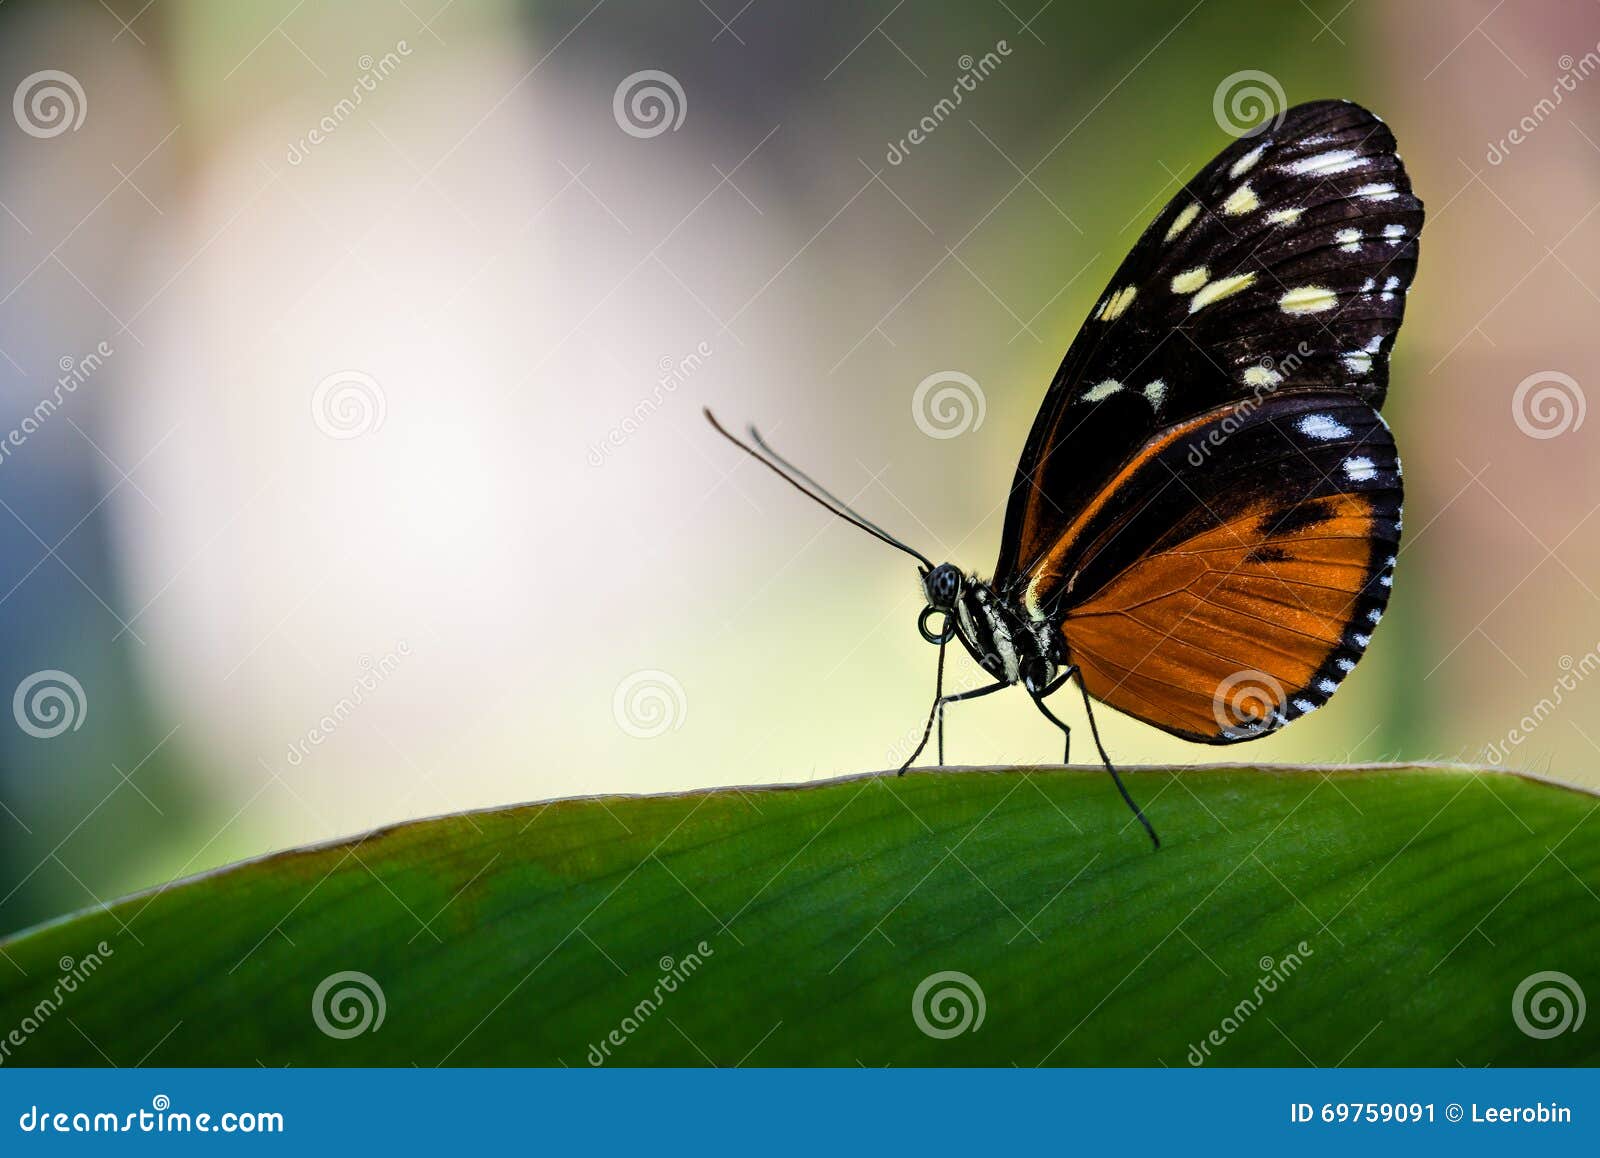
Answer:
xmin=997 ymin=100 xmax=1422 ymax=589
xmin=1035 ymin=392 xmax=1402 ymax=743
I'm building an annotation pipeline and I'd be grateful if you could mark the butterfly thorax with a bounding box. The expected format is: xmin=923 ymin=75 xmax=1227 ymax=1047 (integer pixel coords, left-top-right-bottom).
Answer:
xmin=949 ymin=575 xmax=1058 ymax=692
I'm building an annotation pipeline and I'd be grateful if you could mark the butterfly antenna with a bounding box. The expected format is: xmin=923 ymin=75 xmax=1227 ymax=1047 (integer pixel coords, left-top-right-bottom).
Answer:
xmin=704 ymin=408 xmax=934 ymax=570
xmin=1075 ymin=672 xmax=1160 ymax=850
xmin=746 ymin=424 xmax=903 ymax=551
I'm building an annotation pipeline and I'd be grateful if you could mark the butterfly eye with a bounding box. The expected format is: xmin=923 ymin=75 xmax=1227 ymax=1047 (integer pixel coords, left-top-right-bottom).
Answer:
xmin=925 ymin=564 xmax=961 ymax=607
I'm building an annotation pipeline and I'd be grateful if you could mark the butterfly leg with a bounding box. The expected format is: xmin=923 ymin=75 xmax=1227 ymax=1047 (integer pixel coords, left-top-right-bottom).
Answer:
xmin=896 ymin=679 xmax=1008 ymax=776
xmin=1029 ymin=692 xmax=1075 ymax=765
xmin=1068 ymin=670 xmax=1160 ymax=851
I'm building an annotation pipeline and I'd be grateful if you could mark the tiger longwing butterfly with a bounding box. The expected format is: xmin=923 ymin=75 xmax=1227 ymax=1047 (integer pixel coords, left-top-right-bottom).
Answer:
xmin=708 ymin=100 xmax=1422 ymax=848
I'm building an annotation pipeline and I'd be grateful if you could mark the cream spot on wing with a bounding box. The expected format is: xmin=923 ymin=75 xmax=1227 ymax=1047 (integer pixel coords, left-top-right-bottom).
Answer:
xmin=1279 ymin=285 xmax=1337 ymax=314
xmin=1266 ymin=207 xmax=1303 ymax=225
xmin=1288 ymin=149 xmax=1364 ymax=175
xmin=1343 ymin=455 xmax=1377 ymax=482
xmin=1143 ymin=380 xmax=1167 ymax=409
xmin=1297 ymin=413 xmax=1351 ymax=440
xmin=1222 ymin=183 xmax=1260 ymax=216
xmin=1229 ymin=144 xmax=1267 ymax=178
xmin=1383 ymin=223 xmax=1406 ymax=242
xmin=1081 ymin=378 xmax=1123 ymax=402
xmin=1097 ymin=284 xmax=1138 ymax=321
xmin=1170 ymin=266 xmax=1209 ymax=293
xmin=1342 ymin=352 xmax=1373 ymax=375
xmin=1189 ymin=271 xmax=1256 ymax=313
xmin=1243 ymin=364 xmax=1282 ymax=388
xmin=1355 ymin=182 xmax=1399 ymax=201
xmin=1336 ymin=227 xmax=1362 ymax=252
xmin=1164 ymin=202 xmax=1200 ymax=243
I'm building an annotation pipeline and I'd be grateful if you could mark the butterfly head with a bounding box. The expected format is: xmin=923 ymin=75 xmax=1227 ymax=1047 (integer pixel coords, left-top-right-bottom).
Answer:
xmin=916 ymin=563 xmax=964 ymax=644
xmin=923 ymin=563 xmax=962 ymax=609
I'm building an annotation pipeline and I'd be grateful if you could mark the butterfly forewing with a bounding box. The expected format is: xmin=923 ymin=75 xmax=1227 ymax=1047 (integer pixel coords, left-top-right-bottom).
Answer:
xmin=997 ymin=100 xmax=1422 ymax=588
xmin=996 ymin=100 xmax=1420 ymax=743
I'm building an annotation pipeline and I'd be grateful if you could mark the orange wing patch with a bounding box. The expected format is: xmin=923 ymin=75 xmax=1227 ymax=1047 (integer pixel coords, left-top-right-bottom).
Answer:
xmin=1062 ymin=492 xmax=1383 ymax=743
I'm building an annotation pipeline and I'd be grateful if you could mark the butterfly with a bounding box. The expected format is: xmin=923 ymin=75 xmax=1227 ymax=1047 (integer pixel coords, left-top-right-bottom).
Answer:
xmin=707 ymin=100 xmax=1422 ymax=848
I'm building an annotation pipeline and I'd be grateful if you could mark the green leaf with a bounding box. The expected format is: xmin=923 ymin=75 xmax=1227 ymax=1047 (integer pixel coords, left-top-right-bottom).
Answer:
xmin=1 ymin=766 xmax=1595 ymax=1066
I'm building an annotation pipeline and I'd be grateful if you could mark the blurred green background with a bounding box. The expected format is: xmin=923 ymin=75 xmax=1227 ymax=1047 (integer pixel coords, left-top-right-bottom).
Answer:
xmin=0 ymin=0 xmax=1595 ymax=936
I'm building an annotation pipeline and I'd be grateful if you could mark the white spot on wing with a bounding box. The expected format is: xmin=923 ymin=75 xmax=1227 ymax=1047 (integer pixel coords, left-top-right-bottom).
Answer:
xmin=1243 ymin=364 xmax=1282 ymax=388
xmin=1222 ymin=183 xmax=1260 ymax=216
xmin=1164 ymin=202 xmax=1200 ymax=243
xmin=1143 ymin=380 xmax=1167 ymax=409
xmin=1298 ymin=414 xmax=1352 ymax=440
xmin=1189 ymin=271 xmax=1256 ymax=313
xmin=1266 ymin=207 xmax=1303 ymax=225
xmin=1343 ymin=456 xmax=1377 ymax=481
xmin=1289 ymin=149 xmax=1365 ymax=175
xmin=1081 ymin=379 xmax=1123 ymax=402
xmin=1098 ymin=285 xmax=1138 ymax=321
xmin=1170 ymin=266 xmax=1209 ymax=293
xmin=1280 ymin=286 xmax=1337 ymax=314
xmin=1230 ymin=144 xmax=1267 ymax=178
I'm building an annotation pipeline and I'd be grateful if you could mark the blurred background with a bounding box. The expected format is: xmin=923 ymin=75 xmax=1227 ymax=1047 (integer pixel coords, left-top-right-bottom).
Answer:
xmin=0 ymin=0 xmax=1596 ymax=935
